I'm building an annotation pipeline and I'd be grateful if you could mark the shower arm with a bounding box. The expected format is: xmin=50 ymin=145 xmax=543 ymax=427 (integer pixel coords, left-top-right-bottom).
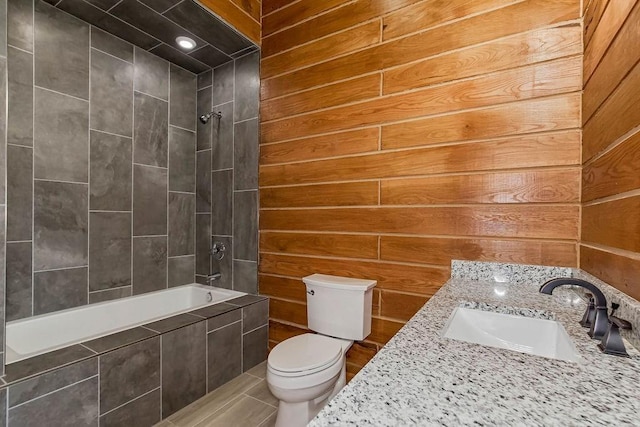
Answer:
xmin=199 ymin=111 xmax=222 ymax=124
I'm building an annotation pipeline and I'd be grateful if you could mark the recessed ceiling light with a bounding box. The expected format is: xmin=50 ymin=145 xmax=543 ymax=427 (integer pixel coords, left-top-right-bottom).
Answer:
xmin=176 ymin=36 xmax=196 ymax=50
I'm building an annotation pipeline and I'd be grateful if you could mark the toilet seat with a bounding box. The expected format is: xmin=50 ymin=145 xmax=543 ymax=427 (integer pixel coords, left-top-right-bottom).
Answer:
xmin=268 ymin=333 xmax=342 ymax=377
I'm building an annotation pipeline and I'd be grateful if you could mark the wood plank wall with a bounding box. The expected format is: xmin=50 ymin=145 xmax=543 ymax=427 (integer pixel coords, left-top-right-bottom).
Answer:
xmin=259 ymin=0 xmax=583 ymax=378
xmin=581 ymin=0 xmax=640 ymax=301
xmin=199 ymin=0 xmax=261 ymax=45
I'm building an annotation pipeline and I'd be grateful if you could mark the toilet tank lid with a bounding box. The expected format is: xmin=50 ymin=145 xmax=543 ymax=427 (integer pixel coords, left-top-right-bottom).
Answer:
xmin=303 ymin=274 xmax=377 ymax=291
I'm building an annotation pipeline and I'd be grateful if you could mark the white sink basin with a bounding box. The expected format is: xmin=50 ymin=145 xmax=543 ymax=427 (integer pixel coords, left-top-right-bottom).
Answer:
xmin=442 ymin=307 xmax=580 ymax=362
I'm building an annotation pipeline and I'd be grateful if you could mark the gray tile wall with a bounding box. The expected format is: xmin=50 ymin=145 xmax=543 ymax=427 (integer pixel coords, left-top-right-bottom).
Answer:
xmin=0 ymin=297 xmax=268 ymax=426
xmin=195 ymin=51 xmax=259 ymax=293
xmin=1 ymin=0 xmax=8 ymax=376
xmin=4 ymin=0 xmax=199 ymax=321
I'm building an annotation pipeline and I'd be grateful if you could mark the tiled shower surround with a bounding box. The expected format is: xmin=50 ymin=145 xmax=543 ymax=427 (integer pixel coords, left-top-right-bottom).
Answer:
xmin=195 ymin=52 xmax=260 ymax=293
xmin=1 ymin=0 xmax=8 ymax=374
xmin=3 ymin=0 xmax=260 ymax=321
xmin=5 ymin=0 xmax=199 ymax=318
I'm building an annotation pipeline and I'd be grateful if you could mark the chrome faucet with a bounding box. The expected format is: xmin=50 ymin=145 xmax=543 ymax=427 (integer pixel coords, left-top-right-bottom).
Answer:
xmin=539 ymin=278 xmax=609 ymax=340
xmin=206 ymin=272 xmax=221 ymax=286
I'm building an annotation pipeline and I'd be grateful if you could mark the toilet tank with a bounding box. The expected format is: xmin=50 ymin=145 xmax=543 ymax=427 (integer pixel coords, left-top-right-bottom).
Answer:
xmin=303 ymin=274 xmax=377 ymax=341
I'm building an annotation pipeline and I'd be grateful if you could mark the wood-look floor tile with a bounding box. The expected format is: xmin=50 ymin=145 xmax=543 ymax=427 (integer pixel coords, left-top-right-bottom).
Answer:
xmin=245 ymin=380 xmax=278 ymax=407
xmin=245 ymin=361 xmax=267 ymax=379
xmin=258 ymin=412 xmax=277 ymax=427
xmin=194 ymin=396 xmax=276 ymax=427
xmin=168 ymin=374 xmax=261 ymax=427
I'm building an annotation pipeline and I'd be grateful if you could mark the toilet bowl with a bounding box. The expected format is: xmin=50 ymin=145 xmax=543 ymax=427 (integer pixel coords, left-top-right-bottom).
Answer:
xmin=265 ymin=274 xmax=377 ymax=427
xmin=267 ymin=333 xmax=352 ymax=427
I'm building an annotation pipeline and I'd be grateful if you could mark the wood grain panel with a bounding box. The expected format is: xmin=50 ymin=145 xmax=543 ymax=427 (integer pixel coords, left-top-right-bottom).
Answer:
xmin=260 ymin=131 xmax=581 ymax=186
xmin=263 ymin=181 xmax=379 ymax=208
xmin=269 ymin=298 xmax=308 ymax=326
xmin=261 ymin=0 xmax=579 ymax=98
xmin=583 ymin=196 xmax=640 ymax=253
xmin=231 ymin=0 xmax=260 ymax=21
xmin=262 ymin=0 xmax=350 ymax=36
xmin=258 ymin=253 xmax=450 ymax=294
xmin=583 ymin=0 xmax=609 ymax=47
xmin=268 ymin=319 xmax=308 ymax=342
xmin=261 ymin=74 xmax=381 ymax=122
xmin=383 ymin=0 xmax=519 ymax=40
xmin=380 ymin=236 xmax=577 ymax=267
xmin=368 ymin=317 xmax=404 ymax=344
xmin=582 ymin=1 xmax=640 ymax=122
xmin=583 ymin=0 xmax=636 ymax=82
xmin=259 ymin=274 xmax=307 ymax=302
xmin=262 ymin=57 xmax=581 ymax=142
xmin=583 ymin=131 xmax=640 ymax=202
xmin=262 ymin=0 xmax=297 ymax=16
xmin=346 ymin=342 xmax=378 ymax=367
xmin=199 ymin=0 xmax=260 ymax=44
xmin=579 ymin=0 xmax=640 ymax=322
xmin=260 ymin=231 xmax=379 ymax=259
xmin=381 ymin=169 xmax=580 ymax=205
xmin=379 ymin=291 xmax=429 ymax=321
xmin=260 ymin=206 xmax=580 ymax=240
xmin=346 ymin=368 xmax=358 ymax=382
xmin=262 ymin=0 xmax=298 ymax=17
xmin=583 ymin=60 xmax=640 ymax=162
xmin=261 ymin=21 xmax=381 ymax=79
xmin=260 ymin=181 xmax=379 ymax=207
xmin=384 ymin=26 xmax=581 ymax=94
xmin=259 ymin=128 xmax=379 ymax=165
xmin=261 ymin=0 xmax=419 ymax=57
xmin=580 ymin=245 xmax=640 ymax=301
xmin=372 ymin=289 xmax=381 ymax=316
xmin=381 ymin=94 xmax=581 ymax=149
xmin=261 ymin=0 xmax=584 ymax=370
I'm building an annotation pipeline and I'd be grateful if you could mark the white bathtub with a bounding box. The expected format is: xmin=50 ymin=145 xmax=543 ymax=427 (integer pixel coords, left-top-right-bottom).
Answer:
xmin=6 ymin=284 xmax=245 ymax=364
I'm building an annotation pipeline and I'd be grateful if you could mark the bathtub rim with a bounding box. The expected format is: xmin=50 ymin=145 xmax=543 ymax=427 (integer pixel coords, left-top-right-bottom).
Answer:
xmin=4 ymin=283 xmax=248 ymax=366
xmin=5 ymin=284 xmax=248 ymax=366
xmin=7 ymin=283 xmax=240 ymax=328
xmin=1 ymin=291 xmax=269 ymax=388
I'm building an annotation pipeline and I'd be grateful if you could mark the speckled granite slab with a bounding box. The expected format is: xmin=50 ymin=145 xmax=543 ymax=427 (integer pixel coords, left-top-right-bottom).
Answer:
xmin=451 ymin=260 xmax=573 ymax=284
xmin=310 ymin=261 xmax=640 ymax=426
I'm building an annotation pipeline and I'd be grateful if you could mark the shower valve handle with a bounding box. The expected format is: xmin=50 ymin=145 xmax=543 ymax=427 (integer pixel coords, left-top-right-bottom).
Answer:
xmin=211 ymin=242 xmax=226 ymax=260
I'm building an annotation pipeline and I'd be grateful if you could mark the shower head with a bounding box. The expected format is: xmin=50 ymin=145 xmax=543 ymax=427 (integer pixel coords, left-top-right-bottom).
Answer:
xmin=199 ymin=111 xmax=222 ymax=124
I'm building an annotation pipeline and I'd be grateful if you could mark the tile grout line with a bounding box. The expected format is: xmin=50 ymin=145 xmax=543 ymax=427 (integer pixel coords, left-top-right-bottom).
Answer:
xmin=89 ymin=284 xmax=132 ymax=294
xmin=34 ymin=265 xmax=88 ymax=274
xmin=134 ymin=88 xmax=168 ymax=104
xmin=231 ymin=58 xmax=236 ymax=291
xmin=89 ymin=127 xmax=131 ymax=140
xmin=131 ymin=47 xmax=135 ymax=299
xmin=88 ymin=23 xmax=92 ymax=308
xmin=243 ymin=393 xmax=278 ymax=410
xmin=97 ymin=355 xmax=101 ymax=421
xmin=206 ymin=319 xmax=242 ymax=334
xmin=100 ymin=386 xmax=161 ymax=418
xmin=33 ymin=85 xmax=88 ymax=103
xmin=90 ymin=44 xmax=131 ymax=65
xmin=31 ymin=0 xmax=35 ymax=319
xmin=193 ymin=67 xmax=198 ymax=286
xmin=160 ymin=334 xmax=163 ymax=420
xmin=8 ymin=374 xmax=99 ymax=410
xmin=32 ymin=178 xmax=88 ymax=185
xmin=167 ymin=61 xmax=171 ymax=291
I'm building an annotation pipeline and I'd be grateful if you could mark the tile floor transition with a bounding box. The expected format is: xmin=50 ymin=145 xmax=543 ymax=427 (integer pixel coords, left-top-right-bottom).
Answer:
xmin=155 ymin=361 xmax=277 ymax=427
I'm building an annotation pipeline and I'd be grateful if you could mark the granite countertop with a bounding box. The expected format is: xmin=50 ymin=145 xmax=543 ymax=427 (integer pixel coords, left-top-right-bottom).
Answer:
xmin=309 ymin=262 xmax=640 ymax=426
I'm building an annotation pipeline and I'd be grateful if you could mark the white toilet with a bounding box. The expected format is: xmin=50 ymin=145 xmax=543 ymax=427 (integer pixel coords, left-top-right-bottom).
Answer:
xmin=266 ymin=273 xmax=376 ymax=427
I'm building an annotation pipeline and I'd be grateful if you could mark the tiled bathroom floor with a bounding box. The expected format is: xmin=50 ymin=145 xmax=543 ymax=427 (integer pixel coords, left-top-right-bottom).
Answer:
xmin=155 ymin=362 xmax=277 ymax=427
